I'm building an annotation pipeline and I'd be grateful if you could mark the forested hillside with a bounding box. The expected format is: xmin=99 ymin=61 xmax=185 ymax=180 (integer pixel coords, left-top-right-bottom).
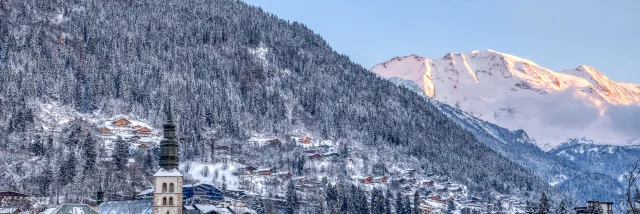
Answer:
xmin=0 ymin=0 xmax=555 ymax=206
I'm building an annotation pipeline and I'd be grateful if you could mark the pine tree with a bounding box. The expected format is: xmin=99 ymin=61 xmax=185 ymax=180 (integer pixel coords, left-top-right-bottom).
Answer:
xmin=81 ymin=133 xmax=97 ymax=175
xmin=143 ymin=148 xmax=154 ymax=175
xmin=112 ymin=137 xmax=129 ymax=170
xmin=413 ymin=190 xmax=420 ymax=214
xmin=325 ymin=184 xmax=337 ymax=213
xmin=538 ymin=192 xmax=550 ymax=214
xmin=526 ymin=202 xmax=536 ymax=214
xmin=285 ymin=182 xmax=299 ymax=214
xmin=58 ymin=151 xmax=77 ymax=186
xmin=340 ymin=142 xmax=349 ymax=157
xmin=556 ymin=200 xmax=567 ymax=214
xmin=396 ymin=191 xmax=404 ymax=214
xmin=385 ymin=190 xmax=392 ymax=214
xmin=254 ymin=198 xmax=266 ymax=214
xmin=447 ymin=200 xmax=456 ymax=214
xmin=404 ymin=196 xmax=412 ymax=214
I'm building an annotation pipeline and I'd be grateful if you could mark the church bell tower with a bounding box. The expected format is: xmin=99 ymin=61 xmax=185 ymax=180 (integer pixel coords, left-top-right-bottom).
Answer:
xmin=153 ymin=103 xmax=183 ymax=214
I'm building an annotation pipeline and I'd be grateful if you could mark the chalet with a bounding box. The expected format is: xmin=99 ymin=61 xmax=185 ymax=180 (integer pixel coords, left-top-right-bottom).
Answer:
xmin=422 ymin=180 xmax=435 ymax=186
xmin=307 ymin=153 xmax=324 ymax=160
xmin=357 ymin=176 xmax=373 ymax=184
xmin=0 ymin=191 xmax=29 ymax=201
xmin=347 ymin=157 xmax=354 ymax=164
xmin=135 ymin=127 xmax=153 ymax=135
xmin=372 ymin=176 xmax=389 ymax=183
xmin=298 ymin=136 xmax=312 ymax=144
xmin=323 ymin=152 xmax=339 ymax=157
xmin=427 ymin=194 xmax=441 ymax=201
xmin=257 ymin=168 xmax=272 ymax=175
xmin=267 ymin=138 xmax=281 ymax=144
xmin=112 ymin=118 xmax=131 ymax=128
xmin=574 ymin=200 xmax=614 ymax=214
xmin=99 ymin=127 xmax=112 ymax=135
xmin=138 ymin=144 xmax=149 ymax=149
xmin=292 ymin=176 xmax=305 ymax=184
xmin=235 ymin=166 xmax=256 ymax=175
xmin=449 ymin=186 xmax=462 ymax=192
xmin=304 ymin=149 xmax=316 ymax=154
xmin=274 ymin=171 xmax=292 ymax=179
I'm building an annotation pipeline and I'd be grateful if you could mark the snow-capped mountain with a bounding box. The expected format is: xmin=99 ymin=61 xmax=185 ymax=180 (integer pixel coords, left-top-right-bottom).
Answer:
xmin=372 ymin=50 xmax=640 ymax=150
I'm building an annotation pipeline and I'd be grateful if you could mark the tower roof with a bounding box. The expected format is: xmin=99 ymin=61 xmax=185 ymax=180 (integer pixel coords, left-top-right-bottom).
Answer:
xmin=159 ymin=101 xmax=179 ymax=170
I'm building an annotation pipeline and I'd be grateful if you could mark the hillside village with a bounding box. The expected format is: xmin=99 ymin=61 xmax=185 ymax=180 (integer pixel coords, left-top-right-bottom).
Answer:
xmin=25 ymin=115 xmax=533 ymax=214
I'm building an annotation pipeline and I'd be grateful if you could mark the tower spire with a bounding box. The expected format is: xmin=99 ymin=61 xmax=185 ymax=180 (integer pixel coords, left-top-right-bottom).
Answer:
xmin=159 ymin=100 xmax=179 ymax=170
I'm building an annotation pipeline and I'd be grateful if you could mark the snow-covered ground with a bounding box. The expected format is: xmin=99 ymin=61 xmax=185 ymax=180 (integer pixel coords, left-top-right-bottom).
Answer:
xmin=372 ymin=49 xmax=640 ymax=150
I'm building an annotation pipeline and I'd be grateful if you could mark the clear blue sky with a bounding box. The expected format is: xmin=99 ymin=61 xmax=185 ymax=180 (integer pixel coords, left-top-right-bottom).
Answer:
xmin=243 ymin=0 xmax=640 ymax=83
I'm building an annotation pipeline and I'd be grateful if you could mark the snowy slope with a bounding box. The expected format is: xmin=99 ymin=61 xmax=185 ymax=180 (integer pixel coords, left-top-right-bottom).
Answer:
xmin=372 ymin=50 xmax=640 ymax=150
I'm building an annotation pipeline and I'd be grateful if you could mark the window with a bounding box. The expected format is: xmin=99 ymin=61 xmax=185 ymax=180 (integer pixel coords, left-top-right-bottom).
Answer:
xmin=162 ymin=183 xmax=167 ymax=193
xmin=162 ymin=197 xmax=167 ymax=205
xmin=169 ymin=197 xmax=174 ymax=205
xmin=169 ymin=183 xmax=174 ymax=193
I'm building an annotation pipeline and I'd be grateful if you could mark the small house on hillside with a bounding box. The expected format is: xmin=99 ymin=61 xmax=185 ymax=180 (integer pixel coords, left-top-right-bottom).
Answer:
xmin=235 ymin=166 xmax=256 ymax=175
xmin=274 ymin=172 xmax=292 ymax=179
xmin=99 ymin=127 xmax=112 ymax=135
xmin=323 ymin=152 xmax=339 ymax=157
xmin=0 ymin=191 xmax=29 ymax=201
xmin=112 ymin=118 xmax=132 ymax=128
xmin=298 ymin=136 xmax=312 ymax=144
xmin=422 ymin=180 xmax=435 ymax=186
xmin=358 ymin=177 xmax=372 ymax=184
xmin=257 ymin=168 xmax=272 ymax=175
xmin=135 ymin=127 xmax=152 ymax=135
xmin=373 ymin=176 xmax=388 ymax=183
xmin=138 ymin=144 xmax=149 ymax=149
xmin=267 ymin=138 xmax=281 ymax=144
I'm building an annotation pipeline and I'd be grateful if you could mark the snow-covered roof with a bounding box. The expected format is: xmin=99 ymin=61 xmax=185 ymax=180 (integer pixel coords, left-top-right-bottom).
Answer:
xmin=194 ymin=204 xmax=231 ymax=214
xmin=137 ymin=188 xmax=154 ymax=196
xmin=41 ymin=208 xmax=56 ymax=214
xmin=256 ymin=168 xmax=271 ymax=172
xmin=229 ymin=206 xmax=256 ymax=214
xmin=99 ymin=200 xmax=153 ymax=214
xmin=153 ymin=168 xmax=182 ymax=177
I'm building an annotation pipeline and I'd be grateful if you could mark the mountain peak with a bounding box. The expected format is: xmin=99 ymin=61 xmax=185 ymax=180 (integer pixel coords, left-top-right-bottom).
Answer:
xmin=372 ymin=50 xmax=640 ymax=150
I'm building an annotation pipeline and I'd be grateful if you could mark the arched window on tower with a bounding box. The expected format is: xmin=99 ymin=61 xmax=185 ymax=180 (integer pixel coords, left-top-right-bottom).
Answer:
xmin=169 ymin=183 xmax=174 ymax=193
xmin=162 ymin=197 xmax=167 ymax=205
xmin=169 ymin=197 xmax=174 ymax=205
xmin=162 ymin=183 xmax=167 ymax=193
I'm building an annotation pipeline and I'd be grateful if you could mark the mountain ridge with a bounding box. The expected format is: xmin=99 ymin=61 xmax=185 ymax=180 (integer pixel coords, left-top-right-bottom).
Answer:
xmin=372 ymin=49 xmax=640 ymax=150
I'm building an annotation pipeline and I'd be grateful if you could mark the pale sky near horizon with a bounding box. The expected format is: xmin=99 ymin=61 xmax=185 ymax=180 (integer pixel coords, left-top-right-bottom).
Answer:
xmin=243 ymin=0 xmax=640 ymax=83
